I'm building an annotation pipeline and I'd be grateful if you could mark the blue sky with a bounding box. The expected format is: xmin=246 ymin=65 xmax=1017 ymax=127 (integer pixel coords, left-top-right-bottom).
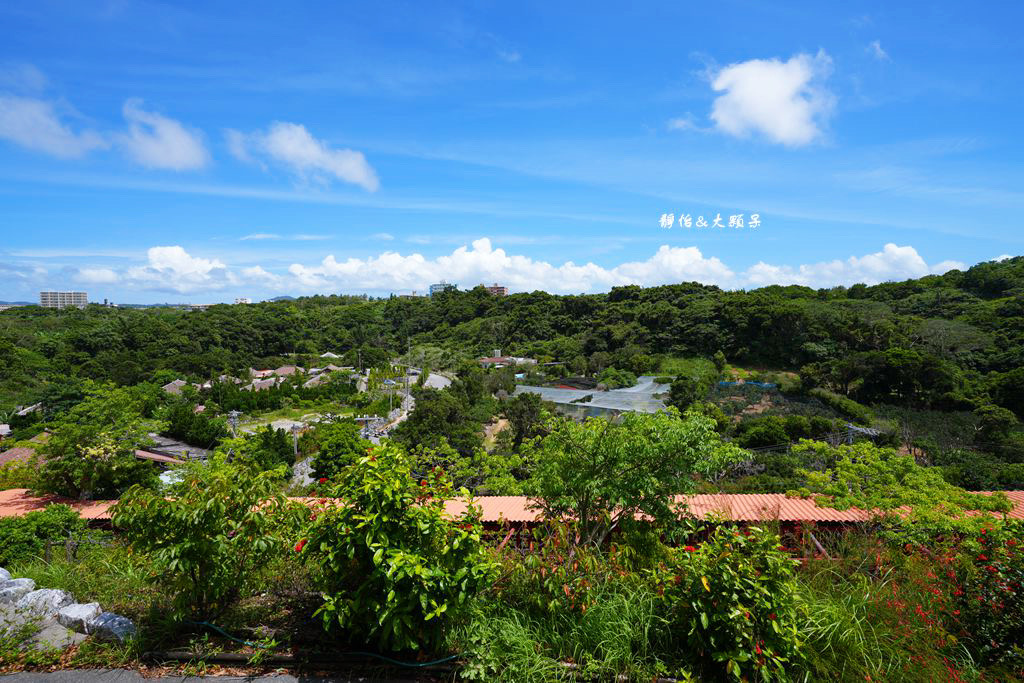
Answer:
xmin=1 ymin=1 xmax=1022 ymax=303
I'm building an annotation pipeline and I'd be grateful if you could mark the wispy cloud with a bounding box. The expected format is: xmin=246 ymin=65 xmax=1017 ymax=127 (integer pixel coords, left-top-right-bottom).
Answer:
xmin=239 ymin=232 xmax=332 ymax=242
xmin=226 ymin=122 xmax=379 ymax=191
xmin=867 ymin=40 xmax=890 ymax=62
xmin=116 ymin=99 xmax=209 ymax=170
xmin=0 ymin=95 xmax=107 ymax=158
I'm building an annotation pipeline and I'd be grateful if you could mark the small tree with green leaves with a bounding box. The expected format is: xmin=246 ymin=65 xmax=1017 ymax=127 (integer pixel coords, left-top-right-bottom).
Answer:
xmin=112 ymin=456 xmax=295 ymax=620
xmin=310 ymin=420 xmax=372 ymax=481
xmin=528 ymin=408 xmax=745 ymax=548
xmin=301 ymin=443 xmax=495 ymax=651
xmin=793 ymin=440 xmax=1012 ymax=540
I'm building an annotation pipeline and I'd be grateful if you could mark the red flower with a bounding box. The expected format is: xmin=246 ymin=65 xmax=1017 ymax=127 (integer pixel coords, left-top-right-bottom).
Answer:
xmin=755 ymin=643 xmax=762 ymax=655
xmin=318 ymin=477 xmax=327 ymax=484
xmin=978 ymin=554 xmax=988 ymax=561
xmin=294 ymin=538 xmax=307 ymax=553
xmin=684 ymin=545 xmax=697 ymax=552
xmin=768 ymin=613 xmax=776 ymax=620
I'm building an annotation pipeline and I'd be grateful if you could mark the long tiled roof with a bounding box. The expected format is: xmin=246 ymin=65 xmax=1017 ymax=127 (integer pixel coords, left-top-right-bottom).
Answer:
xmin=0 ymin=447 xmax=40 ymax=468
xmin=2 ymin=489 xmax=1023 ymax=524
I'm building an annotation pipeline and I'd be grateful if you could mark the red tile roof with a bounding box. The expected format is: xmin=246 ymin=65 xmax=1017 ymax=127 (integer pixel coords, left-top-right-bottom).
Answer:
xmin=0 ymin=447 xmax=40 ymax=468
xmin=134 ymin=449 xmax=185 ymax=465
xmin=1 ymin=490 xmax=1021 ymax=525
xmin=0 ymin=489 xmax=114 ymax=520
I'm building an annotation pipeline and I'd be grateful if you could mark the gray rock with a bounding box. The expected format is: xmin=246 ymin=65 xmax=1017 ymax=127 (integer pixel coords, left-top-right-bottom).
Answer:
xmin=0 ymin=578 xmax=36 ymax=604
xmin=16 ymin=588 xmax=74 ymax=618
xmin=56 ymin=602 xmax=102 ymax=633
xmin=86 ymin=611 xmax=136 ymax=641
xmin=0 ymin=567 xmax=10 ymax=582
xmin=30 ymin=620 xmax=86 ymax=650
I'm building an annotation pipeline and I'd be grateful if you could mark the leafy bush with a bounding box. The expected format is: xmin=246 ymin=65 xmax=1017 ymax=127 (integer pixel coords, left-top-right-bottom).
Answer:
xmin=807 ymin=388 xmax=873 ymax=425
xmin=302 ymin=443 xmax=495 ymax=651
xmin=112 ymin=456 xmax=297 ymax=620
xmin=160 ymin=398 xmax=228 ymax=448
xmin=0 ymin=504 xmax=85 ymax=566
xmin=309 ymin=420 xmax=371 ymax=480
xmin=649 ymin=524 xmax=802 ymax=680
xmin=951 ymin=524 xmax=1024 ymax=673
xmin=596 ymin=367 xmax=636 ymax=390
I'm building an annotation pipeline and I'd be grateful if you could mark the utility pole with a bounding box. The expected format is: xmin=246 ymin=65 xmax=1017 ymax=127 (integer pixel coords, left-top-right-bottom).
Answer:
xmin=291 ymin=423 xmax=301 ymax=458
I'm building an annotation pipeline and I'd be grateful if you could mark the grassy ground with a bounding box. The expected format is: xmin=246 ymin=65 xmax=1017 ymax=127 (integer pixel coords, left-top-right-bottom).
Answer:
xmin=239 ymin=402 xmax=352 ymax=429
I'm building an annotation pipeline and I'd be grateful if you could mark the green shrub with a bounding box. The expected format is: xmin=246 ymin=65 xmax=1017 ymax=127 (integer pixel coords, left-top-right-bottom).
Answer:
xmin=302 ymin=443 xmax=495 ymax=651
xmin=808 ymin=388 xmax=874 ymax=425
xmin=112 ymin=456 xmax=297 ymax=620
xmin=0 ymin=504 xmax=85 ymax=566
xmin=309 ymin=420 xmax=371 ymax=480
xmin=597 ymin=367 xmax=637 ymax=390
xmin=649 ymin=524 xmax=803 ymax=680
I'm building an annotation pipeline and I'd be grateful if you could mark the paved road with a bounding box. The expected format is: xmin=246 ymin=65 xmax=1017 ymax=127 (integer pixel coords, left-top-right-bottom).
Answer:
xmin=1 ymin=672 xmax=419 ymax=683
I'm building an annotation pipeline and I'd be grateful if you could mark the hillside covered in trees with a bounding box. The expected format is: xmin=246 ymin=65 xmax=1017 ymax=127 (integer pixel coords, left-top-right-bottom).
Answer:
xmin=2 ymin=256 xmax=1022 ymax=416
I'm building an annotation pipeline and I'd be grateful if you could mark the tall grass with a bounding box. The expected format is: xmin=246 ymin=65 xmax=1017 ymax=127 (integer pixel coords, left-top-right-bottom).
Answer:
xmin=795 ymin=564 xmax=981 ymax=683
xmin=452 ymin=580 xmax=678 ymax=682
xmin=10 ymin=536 xmax=160 ymax=621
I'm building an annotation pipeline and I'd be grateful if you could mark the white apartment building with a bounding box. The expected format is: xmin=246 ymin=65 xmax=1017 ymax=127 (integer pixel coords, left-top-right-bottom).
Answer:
xmin=39 ymin=291 xmax=88 ymax=309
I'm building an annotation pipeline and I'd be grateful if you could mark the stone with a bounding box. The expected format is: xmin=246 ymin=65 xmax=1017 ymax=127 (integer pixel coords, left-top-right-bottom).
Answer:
xmin=0 ymin=578 xmax=36 ymax=604
xmin=31 ymin=620 xmax=86 ymax=650
xmin=56 ymin=602 xmax=102 ymax=633
xmin=86 ymin=611 xmax=136 ymax=641
xmin=0 ymin=567 xmax=10 ymax=582
xmin=16 ymin=588 xmax=74 ymax=618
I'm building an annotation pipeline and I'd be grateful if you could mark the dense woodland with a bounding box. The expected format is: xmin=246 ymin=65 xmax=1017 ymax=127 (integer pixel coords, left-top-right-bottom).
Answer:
xmin=3 ymin=255 xmax=1024 ymax=490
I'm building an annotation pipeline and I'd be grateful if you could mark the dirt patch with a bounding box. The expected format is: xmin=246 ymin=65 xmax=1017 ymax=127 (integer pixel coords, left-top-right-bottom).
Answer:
xmin=484 ymin=418 xmax=510 ymax=441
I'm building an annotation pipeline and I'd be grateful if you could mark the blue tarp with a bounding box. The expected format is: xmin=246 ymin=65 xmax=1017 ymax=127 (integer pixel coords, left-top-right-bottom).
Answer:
xmin=718 ymin=381 xmax=777 ymax=389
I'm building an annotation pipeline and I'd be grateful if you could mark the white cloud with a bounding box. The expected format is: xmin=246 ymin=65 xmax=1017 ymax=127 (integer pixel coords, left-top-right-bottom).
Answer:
xmin=230 ymin=122 xmax=379 ymax=191
xmin=497 ymin=50 xmax=522 ymax=63
xmin=123 ymin=246 xmax=233 ymax=294
xmin=743 ymin=243 xmax=961 ymax=287
xmin=0 ymin=95 xmax=106 ymax=158
xmin=371 ymin=232 xmax=395 ymax=241
xmin=74 ymin=240 xmax=974 ymax=297
xmin=117 ymin=99 xmax=209 ymax=170
xmin=867 ymin=40 xmax=890 ymax=62
xmin=285 ymin=238 xmax=735 ymax=294
xmin=930 ymin=259 xmax=965 ymax=274
xmin=709 ymin=50 xmax=835 ymax=146
xmin=75 ymin=267 xmax=119 ymax=284
xmin=240 ymin=233 xmax=281 ymax=241
xmin=994 ymin=254 xmax=1012 ymax=262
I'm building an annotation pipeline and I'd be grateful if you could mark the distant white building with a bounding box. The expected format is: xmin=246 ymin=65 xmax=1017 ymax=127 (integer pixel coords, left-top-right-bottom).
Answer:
xmin=39 ymin=291 xmax=87 ymax=309
xmin=234 ymin=297 xmax=252 ymax=304
xmin=429 ymin=281 xmax=457 ymax=296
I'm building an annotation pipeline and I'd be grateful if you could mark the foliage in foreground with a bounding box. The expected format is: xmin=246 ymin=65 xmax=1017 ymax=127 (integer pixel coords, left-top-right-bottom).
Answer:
xmin=0 ymin=503 xmax=85 ymax=567
xmin=528 ymin=408 xmax=745 ymax=547
xmin=301 ymin=443 xmax=495 ymax=651
xmin=112 ymin=456 xmax=298 ymax=620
